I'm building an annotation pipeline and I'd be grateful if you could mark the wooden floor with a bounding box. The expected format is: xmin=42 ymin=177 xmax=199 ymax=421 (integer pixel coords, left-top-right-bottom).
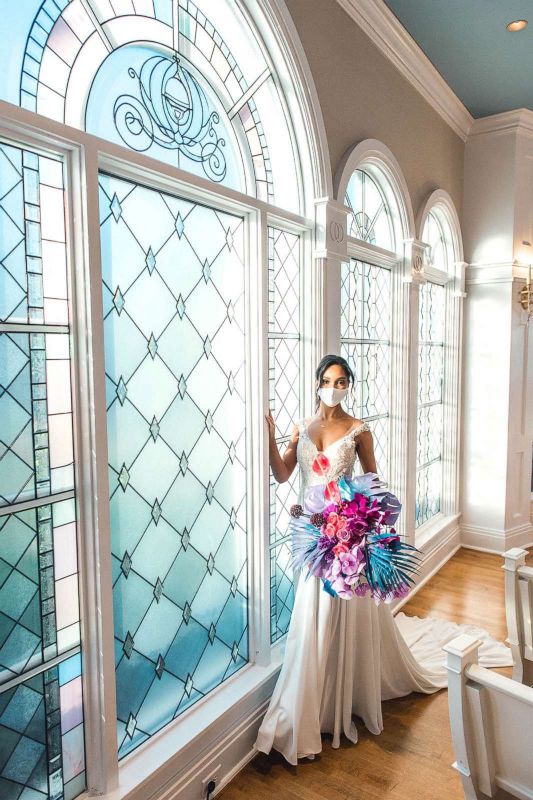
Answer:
xmin=219 ymin=547 xmax=531 ymax=800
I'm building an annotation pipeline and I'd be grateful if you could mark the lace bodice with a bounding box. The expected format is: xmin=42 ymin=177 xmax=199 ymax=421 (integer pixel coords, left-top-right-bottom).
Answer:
xmin=296 ymin=417 xmax=371 ymax=500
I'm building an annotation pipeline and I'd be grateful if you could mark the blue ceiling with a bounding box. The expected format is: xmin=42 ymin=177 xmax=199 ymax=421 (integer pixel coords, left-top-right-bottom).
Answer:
xmin=382 ymin=0 xmax=533 ymax=118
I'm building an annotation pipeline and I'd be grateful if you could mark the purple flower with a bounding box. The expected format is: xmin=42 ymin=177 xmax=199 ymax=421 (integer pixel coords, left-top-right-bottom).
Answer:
xmin=330 ymin=576 xmax=354 ymax=599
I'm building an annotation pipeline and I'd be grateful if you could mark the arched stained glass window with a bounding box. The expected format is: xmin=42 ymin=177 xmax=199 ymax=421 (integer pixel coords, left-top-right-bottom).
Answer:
xmin=345 ymin=168 xmax=398 ymax=251
xmin=2 ymin=0 xmax=301 ymax=212
xmin=0 ymin=0 xmax=324 ymax=789
xmin=416 ymin=205 xmax=457 ymax=528
xmin=340 ymin=158 xmax=407 ymax=485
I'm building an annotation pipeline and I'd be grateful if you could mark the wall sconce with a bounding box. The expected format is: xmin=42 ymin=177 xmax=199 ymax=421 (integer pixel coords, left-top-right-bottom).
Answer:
xmin=519 ymin=240 xmax=532 ymax=325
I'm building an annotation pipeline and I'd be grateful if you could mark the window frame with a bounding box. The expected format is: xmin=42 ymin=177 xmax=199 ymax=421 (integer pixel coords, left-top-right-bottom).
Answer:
xmin=0 ymin=100 xmax=316 ymax=797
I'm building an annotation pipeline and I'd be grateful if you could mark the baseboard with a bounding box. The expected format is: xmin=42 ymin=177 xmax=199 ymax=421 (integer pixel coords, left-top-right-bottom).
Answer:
xmin=155 ymin=704 xmax=267 ymax=800
xmin=461 ymin=522 xmax=533 ymax=554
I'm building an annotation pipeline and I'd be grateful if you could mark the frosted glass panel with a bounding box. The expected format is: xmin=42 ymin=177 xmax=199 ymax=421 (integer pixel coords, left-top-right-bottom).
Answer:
xmin=416 ymin=281 xmax=446 ymax=527
xmin=340 ymin=259 xmax=391 ymax=482
xmin=99 ymin=173 xmax=248 ymax=758
xmin=267 ymin=227 xmax=300 ymax=643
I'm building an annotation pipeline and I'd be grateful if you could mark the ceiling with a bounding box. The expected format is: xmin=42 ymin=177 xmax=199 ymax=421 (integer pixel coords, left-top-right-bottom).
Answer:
xmin=382 ymin=0 xmax=533 ymax=118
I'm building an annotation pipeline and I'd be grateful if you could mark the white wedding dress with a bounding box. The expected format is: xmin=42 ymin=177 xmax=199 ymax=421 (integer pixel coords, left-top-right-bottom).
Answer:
xmin=254 ymin=418 xmax=513 ymax=765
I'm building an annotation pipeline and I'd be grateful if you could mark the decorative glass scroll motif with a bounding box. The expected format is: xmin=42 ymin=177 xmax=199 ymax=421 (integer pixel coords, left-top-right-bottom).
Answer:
xmin=0 ymin=142 xmax=85 ymax=800
xmin=345 ymin=169 xmax=395 ymax=251
xmin=422 ymin=210 xmax=452 ymax=270
xmin=4 ymin=0 xmax=305 ymax=209
xmin=100 ymin=173 xmax=248 ymax=758
xmin=267 ymin=227 xmax=300 ymax=643
xmin=86 ymin=46 xmax=245 ymax=192
xmin=416 ymin=281 xmax=445 ymax=527
xmin=340 ymin=260 xmax=391 ymax=481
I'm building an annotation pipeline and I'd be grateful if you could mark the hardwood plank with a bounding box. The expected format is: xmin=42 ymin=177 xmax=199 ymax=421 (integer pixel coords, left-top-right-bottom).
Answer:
xmin=219 ymin=547 xmax=529 ymax=800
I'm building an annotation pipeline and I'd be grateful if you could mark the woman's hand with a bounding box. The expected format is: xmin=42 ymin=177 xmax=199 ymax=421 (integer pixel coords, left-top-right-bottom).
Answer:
xmin=265 ymin=410 xmax=298 ymax=483
xmin=265 ymin=408 xmax=276 ymax=439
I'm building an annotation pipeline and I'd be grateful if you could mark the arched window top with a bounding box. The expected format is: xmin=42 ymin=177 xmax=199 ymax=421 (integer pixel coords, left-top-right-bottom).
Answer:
xmin=0 ymin=0 xmax=329 ymax=213
xmin=345 ymin=167 xmax=399 ymax=251
xmin=418 ymin=190 xmax=463 ymax=272
xmin=335 ymin=140 xmax=415 ymax=255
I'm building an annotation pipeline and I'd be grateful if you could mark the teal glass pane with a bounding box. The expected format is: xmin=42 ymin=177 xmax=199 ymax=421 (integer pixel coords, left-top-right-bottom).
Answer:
xmin=270 ymin=541 xmax=294 ymax=642
xmin=100 ymin=172 xmax=248 ymax=759
xmin=0 ymin=656 xmax=85 ymax=800
xmin=267 ymin=228 xmax=300 ymax=643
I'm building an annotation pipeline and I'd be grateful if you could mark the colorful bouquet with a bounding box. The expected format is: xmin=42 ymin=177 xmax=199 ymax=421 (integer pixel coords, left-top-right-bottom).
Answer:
xmin=288 ymin=453 xmax=421 ymax=603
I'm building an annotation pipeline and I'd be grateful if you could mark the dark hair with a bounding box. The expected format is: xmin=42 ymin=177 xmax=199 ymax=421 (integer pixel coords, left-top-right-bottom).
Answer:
xmin=314 ymin=354 xmax=354 ymax=409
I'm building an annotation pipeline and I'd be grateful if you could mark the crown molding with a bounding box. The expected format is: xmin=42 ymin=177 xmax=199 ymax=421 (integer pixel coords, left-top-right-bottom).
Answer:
xmin=335 ymin=0 xmax=473 ymax=141
xmin=468 ymin=108 xmax=533 ymax=139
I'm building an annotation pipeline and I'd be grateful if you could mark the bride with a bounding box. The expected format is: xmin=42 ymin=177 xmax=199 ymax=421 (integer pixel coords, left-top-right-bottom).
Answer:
xmin=254 ymin=353 xmax=512 ymax=765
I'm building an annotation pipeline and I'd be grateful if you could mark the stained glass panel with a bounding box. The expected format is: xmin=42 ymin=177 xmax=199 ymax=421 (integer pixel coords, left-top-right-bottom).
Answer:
xmin=340 ymin=260 xmax=391 ymax=482
xmin=0 ymin=0 xmax=303 ymax=210
xmin=0 ymin=141 xmax=85 ymax=800
xmin=267 ymin=228 xmax=300 ymax=643
xmin=345 ymin=169 xmax=395 ymax=251
xmin=100 ymin=173 xmax=248 ymax=758
xmin=415 ymin=281 xmax=446 ymax=527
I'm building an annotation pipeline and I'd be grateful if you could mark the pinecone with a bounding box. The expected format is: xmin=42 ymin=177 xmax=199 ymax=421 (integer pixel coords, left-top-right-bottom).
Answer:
xmin=310 ymin=512 xmax=326 ymax=527
xmin=289 ymin=504 xmax=303 ymax=518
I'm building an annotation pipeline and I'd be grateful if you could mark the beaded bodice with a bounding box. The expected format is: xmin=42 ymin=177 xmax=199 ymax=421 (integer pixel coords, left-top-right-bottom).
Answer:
xmin=296 ymin=417 xmax=371 ymax=500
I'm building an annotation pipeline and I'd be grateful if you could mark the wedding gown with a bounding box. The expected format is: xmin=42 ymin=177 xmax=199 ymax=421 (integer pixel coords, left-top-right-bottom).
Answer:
xmin=254 ymin=418 xmax=513 ymax=765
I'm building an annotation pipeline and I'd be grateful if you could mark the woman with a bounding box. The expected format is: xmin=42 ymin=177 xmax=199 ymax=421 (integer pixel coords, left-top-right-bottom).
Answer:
xmin=254 ymin=353 xmax=512 ymax=765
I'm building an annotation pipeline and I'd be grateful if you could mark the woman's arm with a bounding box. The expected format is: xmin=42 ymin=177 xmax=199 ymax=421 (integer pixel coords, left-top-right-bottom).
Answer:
xmin=356 ymin=430 xmax=378 ymax=474
xmin=265 ymin=409 xmax=299 ymax=483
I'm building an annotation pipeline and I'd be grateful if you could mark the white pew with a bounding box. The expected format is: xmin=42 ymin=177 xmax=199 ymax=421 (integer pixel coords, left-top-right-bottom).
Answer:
xmin=444 ymin=634 xmax=533 ymax=800
xmin=503 ymin=548 xmax=533 ymax=686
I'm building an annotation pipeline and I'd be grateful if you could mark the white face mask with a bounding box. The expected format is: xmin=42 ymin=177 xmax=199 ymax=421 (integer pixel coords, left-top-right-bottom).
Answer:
xmin=317 ymin=386 xmax=348 ymax=407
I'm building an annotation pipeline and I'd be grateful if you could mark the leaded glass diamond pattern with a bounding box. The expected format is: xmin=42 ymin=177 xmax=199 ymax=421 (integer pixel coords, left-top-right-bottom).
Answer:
xmin=100 ymin=174 xmax=248 ymax=759
xmin=416 ymin=281 xmax=446 ymax=528
xmin=340 ymin=260 xmax=391 ymax=482
xmin=270 ymin=541 xmax=295 ymax=641
xmin=267 ymin=228 xmax=301 ymax=643
xmin=345 ymin=169 xmax=395 ymax=251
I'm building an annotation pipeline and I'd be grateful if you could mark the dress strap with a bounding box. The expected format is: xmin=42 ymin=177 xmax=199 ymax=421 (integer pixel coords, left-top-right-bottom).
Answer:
xmin=349 ymin=420 xmax=371 ymax=438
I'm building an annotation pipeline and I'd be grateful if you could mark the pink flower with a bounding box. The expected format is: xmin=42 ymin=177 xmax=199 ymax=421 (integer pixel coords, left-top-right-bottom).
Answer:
xmin=337 ymin=526 xmax=353 ymax=543
xmin=327 ymin=512 xmax=340 ymax=527
xmin=324 ymin=480 xmax=341 ymax=504
xmin=312 ymin=453 xmax=330 ymax=476
xmin=323 ymin=523 xmax=337 ymax=539
xmin=332 ymin=542 xmax=349 ymax=557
